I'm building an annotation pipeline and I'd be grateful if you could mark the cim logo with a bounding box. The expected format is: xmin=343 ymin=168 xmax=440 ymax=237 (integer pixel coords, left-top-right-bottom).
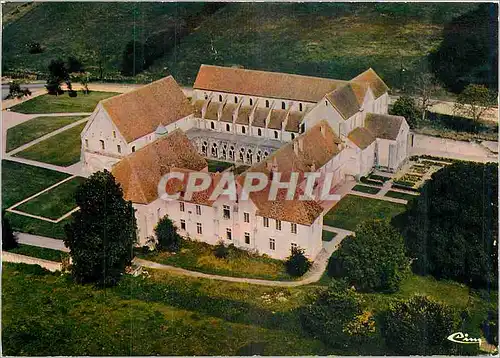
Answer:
xmin=447 ymin=332 xmax=481 ymax=346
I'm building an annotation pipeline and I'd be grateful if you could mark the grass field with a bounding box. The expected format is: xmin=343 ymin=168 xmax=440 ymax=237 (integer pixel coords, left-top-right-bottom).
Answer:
xmin=8 ymin=244 xmax=69 ymax=262
xmin=1 ymin=160 xmax=70 ymax=209
xmin=3 ymin=262 xmax=496 ymax=356
xmin=4 ymin=211 xmax=70 ymax=239
xmin=14 ymin=122 xmax=87 ymax=166
xmin=385 ymin=190 xmax=418 ymax=201
xmin=9 ymin=91 xmax=118 ymax=114
xmin=321 ymin=231 xmax=337 ymax=242
xmin=207 ymin=159 xmax=233 ymax=173
xmin=6 ymin=116 xmax=87 ymax=152
xmin=138 ymin=239 xmax=293 ymax=281
xmin=323 ymin=194 xmax=406 ymax=231
xmin=351 ymin=184 xmax=381 ymax=194
xmin=15 ymin=177 xmax=85 ymax=220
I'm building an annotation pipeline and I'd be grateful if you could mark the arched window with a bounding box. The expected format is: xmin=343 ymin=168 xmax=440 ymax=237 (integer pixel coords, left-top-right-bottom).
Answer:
xmin=282 ymin=102 xmax=285 ymax=110
xmin=226 ymin=124 xmax=230 ymax=132
xmin=242 ymin=126 xmax=246 ymax=134
xmin=229 ymin=146 xmax=235 ymax=160
xmin=210 ymin=121 xmax=215 ymax=130
xmin=249 ymin=98 xmax=253 ymax=106
xmin=291 ymin=133 xmax=295 ymax=140
xmin=325 ymin=100 xmax=328 ymax=106
xmin=234 ymin=96 xmax=238 ymax=103
xmin=201 ymin=141 xmax=208 ymax=155
xmin=132 ymin=146 xmax=136 ymax=152
xmin=100 ymin=140 xmax=105 ymax=150
xmin=299 ymin=103 xmax=303 ymax=111
xmin=211 ymin=143 xmax=218 ymax=157
xmin=274 ymin=131 xmax=279 ymax=139
xmin=246 ymin=149 xmax=253 ymax=164
xmin=258 ymin=128 xmax=262 ymax=136
xmin=219 ymin=94 xmax=223 ymax=102
xmin=265 ymin=100 xmax=270 ymax=108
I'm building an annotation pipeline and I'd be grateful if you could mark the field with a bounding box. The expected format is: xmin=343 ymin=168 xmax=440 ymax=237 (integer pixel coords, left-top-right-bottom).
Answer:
xmin=15 ymin=177 xmax=85 ymax=220
xmin=8 ymin=244 xmax=69 ymax=262
xmin=6 ymin=115 xmax=87 ymax=152
xmin=323 ymin=194 xmax=406 ymax=231
xmin=138 ymin=239 xmax=292 ymax=281
xmin=3 ymin=262 xmax=496 ymax=356
xmin=9 ymin=91 xmax=118 ymax=114
xmin=14 ymin=122 xmax=87 ymax=166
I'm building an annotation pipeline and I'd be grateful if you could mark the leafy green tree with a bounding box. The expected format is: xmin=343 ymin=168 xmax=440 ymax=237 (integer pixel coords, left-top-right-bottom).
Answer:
xmin=389 ymin=95 xmax=420 ymax=128
xmin=154 ymin=216 xmax=181 ymax=252
xmin=395 ymin=162 xmax=498 ymax=288
xmin=120 ymin=40 xmax=145 ymax=76
xmin=383 ymin=295 xmax=458 ymax=355
xmin=64 ymin=170 xmax=137 ymax=286
xmin=454 ymin=84 xmax=496 ymax=123
xmin=328 ymin=220 xmax=409 ymax=292
xmin=2 ymin=211 xmax=18 ymax=250
xmin=45 ymin=59 xmax=69 ymax=95
xmin=6 ymin=81 xmax=31 ymax=99
xmin=429 ymin=4 xmax=498 ymax=93
xmin=66 ymin=56 xmax=84 ymax=73
xmin=285 ymin=246 xmax=312 ymax=277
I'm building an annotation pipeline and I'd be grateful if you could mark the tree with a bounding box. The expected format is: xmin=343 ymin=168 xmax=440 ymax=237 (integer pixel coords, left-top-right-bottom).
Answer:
xmin=64 ymin=170 xmax=137 ymax=286
xmin=2 ymin=211 xmax=18 ymax=250
xmin=411 ymin=72 xmax=440 ymax=120
xmin=285 ymin=246 xmax=312 ymax=277
xmin=300 ymin=280 xmax=374 ymax=347
xmin=26 ymin=41 xmax=43 ymax=54
xmin=154 ymin=216 xmax=181 ymax=252
xmin=383 ymin=295 xmax=458 ymax=355
xmin=45 ymin=59 xmax=69 ymax=95
xmin=6 ymin=81 xmax=31 ymax=99
xmin=70 ymin=72 xmax=90 ymax=94
xmin=328 ymin=220 xmax=409 ymax=293
xmin=453 ymin=84 xmax=496 ymax=123
xmin=120 ymin=40 xmax=145 ymax=76
xmin=389 ymin=95 xmax=420 ymax=128
xmin=66 ymin=56 xmax=84 ymax=73
xmin=395 ymin=162 xmax=498 ymax=288
xmin=429 ymin=4 xmax=498 ymax=93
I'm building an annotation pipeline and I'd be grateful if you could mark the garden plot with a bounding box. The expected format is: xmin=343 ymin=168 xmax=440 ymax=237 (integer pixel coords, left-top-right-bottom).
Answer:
xmin=392 ymin=157 xmax=451 ymax=191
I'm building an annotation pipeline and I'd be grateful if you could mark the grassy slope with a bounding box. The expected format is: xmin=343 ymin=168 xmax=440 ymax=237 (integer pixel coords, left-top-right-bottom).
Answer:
xmin=9 ymin=244 xmax=69 ymax=262
xmin=6 ymin=115 xmax=86 ymax=152
xmin=3 ymin=3 xmax=476 ymax=89
xmin=14 ymin=121 xmax=87 ymax=166
xmin=9 ymin=91 xmax=118 ymax=113
xmin=5 ymin=211 xmax=70 ymax=239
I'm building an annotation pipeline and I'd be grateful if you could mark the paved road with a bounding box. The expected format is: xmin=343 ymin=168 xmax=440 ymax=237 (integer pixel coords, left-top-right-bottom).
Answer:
xmin=16 ymin=232 xmax=69 ymax=252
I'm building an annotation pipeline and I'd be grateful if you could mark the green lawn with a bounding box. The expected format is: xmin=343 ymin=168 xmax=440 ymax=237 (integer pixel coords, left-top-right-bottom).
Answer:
xmin=4 ymin=211 xmax=70 ymax=239
xmin=14 ymin=121 xmax=87 ymax=166
xmin=1 ymin=160 xmax=70 ymax=209
xmin=9 ymin=91 xmax=118 ymax=114
xmin=6 ymin=116 xmax=87 ymax=152
xmin=15 ymin=177 xmax=85 ymax=220
xmin=207 ymin=159 xmax=233 ymax=173
xmin=138 ymin=239 xmax=293 ymax=281
xmin=385 ymin=190 xmax=419 ymax=201
xmin=324 ymin=194 xmax=406 ymax=231
xmin=322 ymin=230 xmax=337 ymax=242
xmin=8 ymin=244 xmax=69 ymax=262
xmin=352 ymin=184 xmax=381 ymax=194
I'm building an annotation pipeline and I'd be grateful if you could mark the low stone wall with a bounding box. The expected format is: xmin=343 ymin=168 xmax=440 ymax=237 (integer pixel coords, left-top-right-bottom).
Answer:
xmin=2 ymin=251 xmax=62 ymax=272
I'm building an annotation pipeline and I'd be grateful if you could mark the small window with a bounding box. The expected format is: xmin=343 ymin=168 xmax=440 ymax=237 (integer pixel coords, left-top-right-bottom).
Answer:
xmin=234 ymin=96 xmax=238 ymax=103
xmin=197 ymin=223 xmax=202 ymax=234
xmin=291 ymin=223 xmax=297 ymax=234
xmin=180 ymin=219 xmax=186 ymax=230
xmin=117 ymin=145 xmax=121 ymax=153
xmin=180 ymin=202 xmax=185 ymax=212
xmin=204 ymin=93 xmax=208 ymax=100
xmin=249 ymin=98 xmax=253 ymax=106
xmin=226 ymin=228 xmax=232 ymax=241
xmin=245 ymin=232 xmax=250 ymax=244
xmin=132 ymin=146 xmax=136 ymax=152
xmin=226 ymin=124 xmax=230 ymax=132
xmin=282 ymin=101 xmax=285 ymax=110
xmin=85 ymin=139 xmax=89 ymax=148
xmin=258 ymin=128 xmax=262 ymax=136
xmin=263 ymin=217 xmax=269 ymax=227
xmin=291 ymin=133 xmax=295 ymax=140
xmin=300 ymin=123 xmax=305 ymax=133
xmin=265 ymin=100 xmax=270 ymax=108
xmin=100 ymin=140 xmax=105 ymax=150
xmin=269 ymin=238 xmax=275 ymax=250
xmin=211 ymin=121 xmax=215 ymax=130
xmin=299 ymin=103 xmax=303 ymax=111
xmin=325 ymin=100 xmax=328 ymax=106
xmin=276 ymin=219 xmax=282 ymax=231
xmin=244 ymin=212 xmax=250 ymax=223
xmin=223 ymin=205 xmax=230 ymax=219
xmin=219 ymin=94 xmax=223 ymax=102
xmin=196 ymin=205 xmax=201 ymax=215
xmin=274 ymin=131 xmax=279 ymax=139
xmin=291 ymin=243 xmax=298 ymax=250
xmin=113 ymin=131 xmax=116 ymax=138
xmin=242 ymin=126 xmax=246 ymax=134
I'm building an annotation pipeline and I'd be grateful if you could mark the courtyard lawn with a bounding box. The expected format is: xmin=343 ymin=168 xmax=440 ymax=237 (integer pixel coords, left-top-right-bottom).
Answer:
xmin=1 ymin=160 xmax=70 ymax=209
xmin=14 ymin=122 xmax=87 ymax=166
xmin=9 ymin=91 xmax=119 ymax=114
xmin=385 ymin=190 xmax=419 ymax=201
xmin=138 ymin=239 xmax=293 ymax=281
xmin=15 ymin=177 xmax=85 ymax=220
xmin=323 ymin=194 xmax=406 ymax=231
xmin=4 ymin=211 xmax=70 ymax=239
xmin=322 ymin=230 xmax=337 ymax=242
xmin=207 ymin=159 xmax=233 ymax=173
xmin=6 ymin=115 xmax=87 ymax=152
xmin=8 ymin=244 xmax=69 ymax=262
xmin=351 ymin=184 xmax=381 ymax=194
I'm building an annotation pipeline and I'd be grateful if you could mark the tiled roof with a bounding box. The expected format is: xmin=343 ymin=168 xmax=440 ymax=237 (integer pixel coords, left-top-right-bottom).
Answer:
xmin=164 ymin=167 xmax=221 ymax=207
xmin=204 ymin=101 xmax=220 ymax=121
xmin=365 ymin=113 xmax=404 ymax=140
xmin=348 ymin=127 xmax=376 ymax=150
xmin=220 ymin=103 xmax=237 ymax=123
xmin=252 ymin=107 xmax=270 ymax=128
xmin=351 ymin=68 xmax=389 ymax=99
xmin=112 ymin=130 xmax=207 ymax=204
xmin=268 ymin=109 xmax=287 ymax=130
xmin=238 ymin=120 xmax=343 ymax=225
xmin=285 ymin=111 xmax=305 ymax=133
xmin=194 ymin=65 xmax=347 ymax=103
xmin=235 ymin=105 xmax=252 ymax=125
xmin=101 ymin=76 xmax=193 ymax=143
xmin=326 ymin=83 xmax=362 ymax=120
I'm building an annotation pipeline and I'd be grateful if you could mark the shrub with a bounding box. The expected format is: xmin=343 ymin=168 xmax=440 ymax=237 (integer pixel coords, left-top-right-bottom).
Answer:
xmin=154 ymin=216 xmax=181 ymax=252
xmin=214 ymin=241 xmax=229 ymax=259
xmin=389 ymin=95 xmax=420 ymax=128
xmin=2 ymin=211 xmax=18 ymax=250
xmin=383 ymin=295 xmax=458 ymax=355
xmin=285 ymin=246 xmax=312 ymax=277
xmin=328 ymin=220 xmax=409 ymax=292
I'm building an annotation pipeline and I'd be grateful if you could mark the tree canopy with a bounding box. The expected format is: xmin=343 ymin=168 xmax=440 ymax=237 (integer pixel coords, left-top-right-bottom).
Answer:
xmin=154 ymin=215 xmax=181 ymax=252
xmin=429 ymin=4 xmax=498 ymax=93
xmin=395 ymin=162 xmax=498 ymax=288
xmin=285 ymin=246 xmax=312 ymax=277
xmin=64 ymin=170 xmax=137 ymax=286
xmin=454 ymin=84 xmax=496 ymax=122
xmin=389 ymin=95 xmax=420 ymax=128
xmin=328 ymin=220 xmax=409 ymax=292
